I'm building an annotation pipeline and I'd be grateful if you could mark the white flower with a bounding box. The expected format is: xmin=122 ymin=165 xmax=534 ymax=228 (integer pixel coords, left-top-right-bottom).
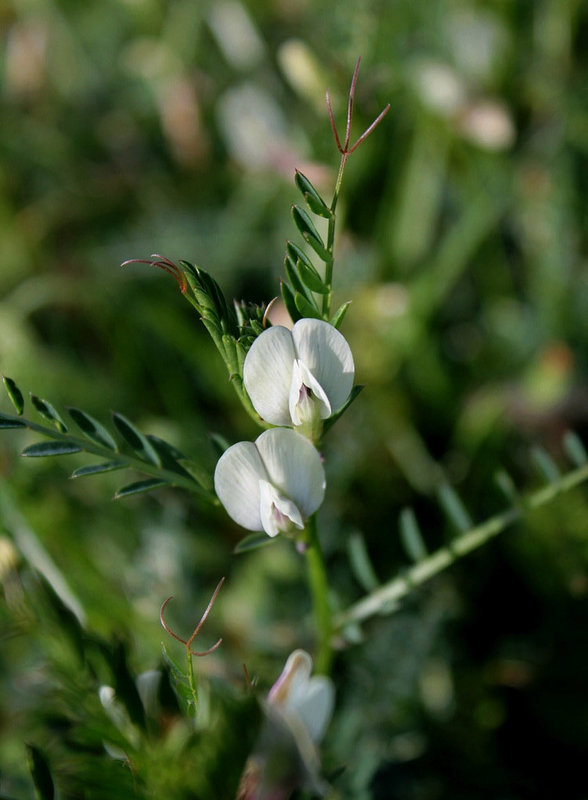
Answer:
xmin=214 ymin=428 xmax=325 ymax=537
xmin=243 ymin=318 xmax=354 ymax=439
xmin=238 ymin=650 xmax=335 ymax=799
xmin=267 ymin=649 xmax=334 ymax=745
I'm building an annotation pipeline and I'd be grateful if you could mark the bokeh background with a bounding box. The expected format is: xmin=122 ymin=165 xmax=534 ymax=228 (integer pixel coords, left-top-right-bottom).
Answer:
xmin=2 ymin=0 xmax=588 ymax=797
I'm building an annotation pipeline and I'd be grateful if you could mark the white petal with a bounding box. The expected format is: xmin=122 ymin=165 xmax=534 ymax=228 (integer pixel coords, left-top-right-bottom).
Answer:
xmin=214 ymin=441 xmax=267 ymax=531
xmin=292 ymin=318 xmax=354 ymax=413
xmin=288 ymin=359 xmax=331 ymax=426
xmin=267 ymin=650 xmax=334 ymax=744
xmin=268 ymin=649 xmax=313 ymax=708
xmin=255 ymin=428 xmax=325 ymax=519
xmin=291 ymin=676 xmax=335 ymax=743
xmin=243 ymin=326 xmax=296 ymax=425
xmin=258 ymin=479 xmax=304 ymax=537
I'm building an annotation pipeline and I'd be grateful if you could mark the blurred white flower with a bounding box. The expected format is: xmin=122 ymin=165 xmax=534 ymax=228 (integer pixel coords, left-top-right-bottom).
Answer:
xmin=238 ymin=650 xmax=335 ymax=800
xmin=458 ymin=100 xmax=515 ymax=151
xmin=243 ymin=319 xmax=354 ymax=440
xmin=214 ymin=428 xmax=325 ymax=537
xmin=267 ymin=649 xmax=334 ymax=745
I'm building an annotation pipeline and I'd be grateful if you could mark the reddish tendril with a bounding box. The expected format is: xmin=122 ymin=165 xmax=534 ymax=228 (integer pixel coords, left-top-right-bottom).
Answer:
xmin=121 ymin=253 xmax=188 ymax=295
xmin=160 ymin=577 xmax=225 ymax=657
xmin=326 ymin=57 xmax=391 ymax=157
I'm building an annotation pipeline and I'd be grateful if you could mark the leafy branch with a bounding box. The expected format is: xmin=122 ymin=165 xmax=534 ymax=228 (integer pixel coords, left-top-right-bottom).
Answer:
xmin=337 ymin=432 xmax=588 ymax=630
xmin=121 ymin=255 xmax=267 ymax=424
xmin=1 ymin=376 xmax=215 ymax=502
xmin=281 ymin=57 xmax=390 ymax=327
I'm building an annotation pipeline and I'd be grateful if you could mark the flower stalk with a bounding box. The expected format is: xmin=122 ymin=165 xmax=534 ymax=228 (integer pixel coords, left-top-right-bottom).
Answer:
xmin=303 ymin=514 xmax=333 ymax=675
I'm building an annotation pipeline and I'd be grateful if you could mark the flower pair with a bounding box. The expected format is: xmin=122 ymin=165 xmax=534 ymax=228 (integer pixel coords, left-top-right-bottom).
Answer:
xmin=215 ymin=319 xmax=354 ymax=538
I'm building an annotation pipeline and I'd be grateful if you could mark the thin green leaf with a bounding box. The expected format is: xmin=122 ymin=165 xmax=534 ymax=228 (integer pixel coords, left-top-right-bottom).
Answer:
xmin=68 ymin=407 xmax=118 ymax=451
xmin=399 ymin=507 xmax=428 ymax=563
xmin=494 ymin=469 xmax=519 ymax=503
xmin=295 ymin=170 xmax=332 ymax=218
xmin=111 ymin=413 xmax=161 ymax=467
xmin=284 ymin=252 xmax=314 ymax=302
xmin=347 ymin=531 xmax=380 ymax=591
xmin=297 ymin=259 xmax=328 ymax=294
xmin=2 ymin=376 xmax=24 ymax=415
xmin=146 ymin=436 xmax=203 ymax=485
xmin=563 ymin=431 xmax=588 ymax=467
xmin=437 ymin=483 xmax=473 ymax=534
xmin=292 ymin=206 xmax=331 ymax=260
xmin=531 ymin=446 xmax=561 ymax=483
xmin=286 ymin=241 xmax=316 ymax=271
xmin=330 ymin=301 xmax=352 ymax=329
xmin=221 ymin=334 xmax=239 ymax=375
xmin=0 ymin=412 xmax=26 ymax=429
xmin=234 ymin=532 xmax=277 ymax=553
xmin=292 ymin=204 xmax=322 ymax=242
xmin=70 ymin=460 xmax=126 ymax=479
xmin=31 ymin=396 xmax=67 ymax=433
xmin=161 ymin=644 xmax=195 ymax=716
xmin=294 ymin=291 xmax=321 ymax=319
xmin=280 ymin=280 xmax=302 ymax=324
xmin=114 ymin=478 xmax=169 ymax=499
xmin=26 ymin=745 xmax=54 ymax=800
xmin=21 ymin=441 xmax=82 ymax=457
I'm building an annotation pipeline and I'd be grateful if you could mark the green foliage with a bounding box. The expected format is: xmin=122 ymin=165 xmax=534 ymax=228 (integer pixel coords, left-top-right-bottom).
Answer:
xmin=0 ymin=377 xmax=214 ymax=502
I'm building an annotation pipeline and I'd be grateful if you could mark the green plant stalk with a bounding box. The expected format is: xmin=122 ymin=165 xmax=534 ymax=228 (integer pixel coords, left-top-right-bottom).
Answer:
xmin=186 ymin=647 xmax=199 ymax=715
xmin=304 ymin=514 xmax=333 ymax=675
xmin=334 ymin=461 xmax=588 ymax=629
xmin=0 ymin=412 xmax=212 ymax=499
xmin=322 ymin=152 xmax=348 ymax=319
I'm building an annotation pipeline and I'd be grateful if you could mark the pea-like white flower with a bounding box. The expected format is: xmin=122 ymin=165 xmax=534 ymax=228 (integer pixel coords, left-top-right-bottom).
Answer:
xmin=267 ymin=649 xmax=334 ymax=746
xmin=243 ymin=318 xmax=354 ymax=439
xmin=214 ymin=428 xmax=325 ymax=537
xmin=238 ymin=650 xmax=335 ymax=799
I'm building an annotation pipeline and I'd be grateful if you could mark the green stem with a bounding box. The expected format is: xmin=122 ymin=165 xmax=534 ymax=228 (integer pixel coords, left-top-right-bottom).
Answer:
xmin=186 ymin=647 xmax=199 ymax=715
xmin=304 ymin=514 xmax=333 ymax=674
xmin=322 ymin=153 xmax=349 ymax=319
xmin=334 ymin=461 xmax=588 ymax=629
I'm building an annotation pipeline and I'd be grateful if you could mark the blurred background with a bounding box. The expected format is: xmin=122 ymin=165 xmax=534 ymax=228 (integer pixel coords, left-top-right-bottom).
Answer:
xmin=2 ymin=0 xmax=588 ymax=797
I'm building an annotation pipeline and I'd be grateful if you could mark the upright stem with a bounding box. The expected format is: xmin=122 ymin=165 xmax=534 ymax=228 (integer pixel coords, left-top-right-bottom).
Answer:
xmin=304 ymin=514 xmax=333 ymax=675
xmin=322 ymin=152 xmax=349 ymax=318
